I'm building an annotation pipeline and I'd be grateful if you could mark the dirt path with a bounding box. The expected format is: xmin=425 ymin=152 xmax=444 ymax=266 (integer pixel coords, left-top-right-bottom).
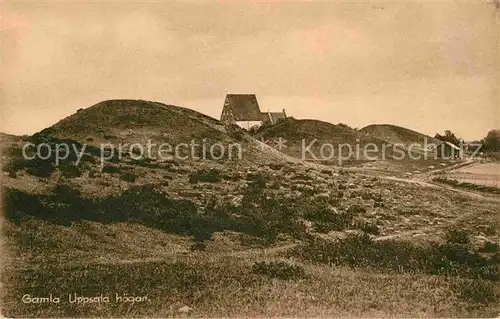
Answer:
xmin=417 ymin=160 xmax=500 ymax=201
xmin=359 ymin=159 xmax=500 ymax=202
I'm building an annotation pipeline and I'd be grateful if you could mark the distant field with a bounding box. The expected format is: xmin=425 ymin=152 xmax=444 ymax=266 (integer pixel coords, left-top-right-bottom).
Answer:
xmin=449 ymin=163 xmax=500 ymax=188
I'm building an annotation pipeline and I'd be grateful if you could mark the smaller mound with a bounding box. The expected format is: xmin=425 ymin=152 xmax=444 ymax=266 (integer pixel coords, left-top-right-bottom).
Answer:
xmin=255 ymin=118 xmax=395 ymax=164
xmin=360 ymin=124 xmax=442 ymax=153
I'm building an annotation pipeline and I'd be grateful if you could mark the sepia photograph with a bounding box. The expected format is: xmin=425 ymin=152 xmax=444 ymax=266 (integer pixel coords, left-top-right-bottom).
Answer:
xmin=1 ymin=1 xmax=499 ymax=317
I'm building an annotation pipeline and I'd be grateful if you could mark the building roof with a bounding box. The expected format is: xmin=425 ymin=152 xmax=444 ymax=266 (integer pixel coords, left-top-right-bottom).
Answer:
xmin=266 ymin=112 xmax=287 ymax=124
xmin=223 ymin=94 xmax=262 ymax=121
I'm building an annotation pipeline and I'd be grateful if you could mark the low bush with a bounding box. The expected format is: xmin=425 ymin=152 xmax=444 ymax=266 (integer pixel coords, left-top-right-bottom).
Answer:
xmin=3 ymin=184 xmax=207 ymax=237
xmin=359 ymin=222 xmax=381 ymax=235
xmin=268 ymin=163 xmax=283 ymax=171
xmin=3 ymin=180 xmax=308 ymax=245
xmin=26 ymin=160 xmax=55 ymax=177
xmin=269 ymin=181 xmax=281 ymax=190
xmin=189 ymin=169 xmax=222 ymax=183
xmin=303 ymin=201 xmax=364 ymax=233
xmin=244 ymin=173 xmax=268 ymax=193
xmin=479 ymin=242 xmax=499 ymax=254
xmin=251 ymin=261 xmax=306 ymax=280
xmin=129 ymin=158 xmax=161 ymax=169
xmin=445 ymin=229 xmax=471 ymax=245
xmin=59 ymin=164 xmax=82 ymax=178
xmin=102 ymin=165 xmax=121 ymax=174
xmin=347 ymin=204 xmax=366 ymax=214
xmin=290 ymin=232 xmax=499 ymax=280
xmin=290 ymin=173 xmax=313 ymax=181
xmin=454 ymin=279 xmax=498 ymax=304
xmin=291 ymin=184 xmax=316 ymax=196
xmin=221 ymin=173 xmax=241 ymax=182
xmin=120 ymin=172 xmax=137 ymax=183
xmin=190 ymin=242 xmax=207 ymax=251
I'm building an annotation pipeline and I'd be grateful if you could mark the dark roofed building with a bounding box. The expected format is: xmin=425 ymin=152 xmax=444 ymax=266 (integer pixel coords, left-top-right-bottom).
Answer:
xmin=220 ymin=93 xmax=287 ymax=130
xmin=221 ymin=94 xmax=261 ymax=123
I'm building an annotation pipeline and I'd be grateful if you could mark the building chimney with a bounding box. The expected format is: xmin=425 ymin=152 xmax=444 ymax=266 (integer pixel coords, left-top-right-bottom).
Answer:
xmin=267 ymin=110 xmax=273 ymax=124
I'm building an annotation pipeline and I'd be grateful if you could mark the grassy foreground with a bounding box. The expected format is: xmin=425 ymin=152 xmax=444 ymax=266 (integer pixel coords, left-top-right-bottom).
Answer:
xmin=2 ymin=214 xmax=499 ymax=318
xmin=3 ymin=251 xmax=499 ymax=318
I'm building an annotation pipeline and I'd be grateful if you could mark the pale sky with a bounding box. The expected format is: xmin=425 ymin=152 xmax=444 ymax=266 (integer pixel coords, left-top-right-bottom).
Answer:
xmin=1 ymin=1 xmax=498 ymax=140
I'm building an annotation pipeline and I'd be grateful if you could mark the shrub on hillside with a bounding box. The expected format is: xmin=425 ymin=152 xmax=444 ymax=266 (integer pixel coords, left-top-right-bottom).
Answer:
xmin=302 ymin=200 xmax=362 ymax=233
xmin=2 ymin=147 xmax=57 ymax=177
xmin=291 ymin=184 xmax=316 ymax=196
xmin=479 ymin=242 xmax=499 ymax=254
xmin=102 ymin=165 xmax=121 ymax=174
xmin=360 ymin=222 xmax=381 ymax=235
xmin=347 ymin=204 xmax=366 ymax=215
xmin=3 ymin=184 xmax=95 ymax=225
xmin=247 ymin=173 xmax=268 ymax=191
xmin=290 ymin=231 xmax=499 ymax=280
xmin=189 ymin=169 xmax=222 ymax=183
xmin=2 ymin=149 xmax=26 ymax=174
xmin=59 ymin=164 xmax=82 ymax=178
xmin=251 ymin=261 xmax=306 ymax=280
xmin=129 ymin=158 xmax=161 ymax=169
xmin=80 ymin=154 xmax=96 ymax=164
xmin=445 ymin=229 xmax=471 ymax=245
xmin=268 ymin=163 xmax=283 ymax=171
xmin=120 ymin=172 xmax=137 ymax=183
xmin=25 ymin=159 xmax=55 ymax=177
xmin=290 ymin=173 xmax=313 ymax=181
xmin=454 ymin=279 xmax=498 ymax=304
xmin=3 ymin=184 xmax=209 ymax=238
xmin=190 ymin=242 xmax=207 ymax=251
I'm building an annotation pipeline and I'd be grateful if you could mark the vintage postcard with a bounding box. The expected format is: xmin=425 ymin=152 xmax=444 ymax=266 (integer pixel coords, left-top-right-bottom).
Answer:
xmin=1 ymin=1 xmax=499 ymax=317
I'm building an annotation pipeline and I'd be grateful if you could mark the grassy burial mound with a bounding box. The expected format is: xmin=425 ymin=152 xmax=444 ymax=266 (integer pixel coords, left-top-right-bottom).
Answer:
xmin=361 ymin=124 xmax=442 ymax=154
xmin=254 ymin=118 xmax=399 ymax=165
xmin=32 ymin=99 xmax=249 ymax=160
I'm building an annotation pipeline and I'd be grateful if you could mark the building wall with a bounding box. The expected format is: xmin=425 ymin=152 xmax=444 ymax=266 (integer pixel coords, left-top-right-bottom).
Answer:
xmin=436 ymin=145 xmax=461 ymax=158
xmin=236 ymin=121 xmax=263 ymax=130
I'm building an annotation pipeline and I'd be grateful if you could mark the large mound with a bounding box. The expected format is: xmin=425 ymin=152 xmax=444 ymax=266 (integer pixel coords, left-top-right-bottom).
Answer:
xmin=255 ymin=118 xmax=395 ymax=164
xmin=1 ymin=99 xmax=301 ymax=197
xmin=36 ymin=99 xmax=234 ymax=146
xmin=29 ymin=99 xmax=297 ymax=164
xmin=360 ymin=124 xmax=442 ymax=152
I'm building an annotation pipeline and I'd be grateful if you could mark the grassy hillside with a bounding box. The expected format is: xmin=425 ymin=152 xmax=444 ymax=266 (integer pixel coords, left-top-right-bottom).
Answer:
xmin=3 ymin=172 xmax=500 ymax=317
xmin=37 ymin=99 xmax=229 ymax=146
